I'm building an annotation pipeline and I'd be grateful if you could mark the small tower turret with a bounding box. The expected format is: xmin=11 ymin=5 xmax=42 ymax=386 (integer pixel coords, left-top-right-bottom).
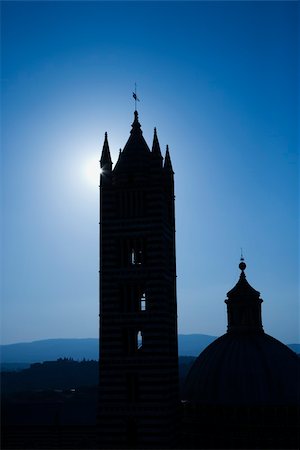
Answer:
xmin=164 ymin=144 xmax=174 ymax=174
xmin=100 ymin=132 xmax=112 ymax=186
xmin=225 ymin=258 xmax=264 ymax=333
xmin=100 ymin=132 xmax=112 ymax=171
xmin=151 ymin=127 xmax=163 ymax=168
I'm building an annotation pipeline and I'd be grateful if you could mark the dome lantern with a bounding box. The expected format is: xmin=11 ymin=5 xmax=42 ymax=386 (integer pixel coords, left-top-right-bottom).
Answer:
xmin=225 ymin=258 xmax=264 ymax=334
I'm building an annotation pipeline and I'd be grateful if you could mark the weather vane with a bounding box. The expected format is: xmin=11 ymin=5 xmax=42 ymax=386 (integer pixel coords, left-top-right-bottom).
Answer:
xmin=132 ymin=82 xmax=140 ymax=111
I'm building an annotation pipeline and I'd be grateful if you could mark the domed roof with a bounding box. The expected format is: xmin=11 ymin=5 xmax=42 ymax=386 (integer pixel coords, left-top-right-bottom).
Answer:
xmin=183 ymin=332 xmax=300 ymax=405
xmin=183 ymin=259 xmax=300 ymax=406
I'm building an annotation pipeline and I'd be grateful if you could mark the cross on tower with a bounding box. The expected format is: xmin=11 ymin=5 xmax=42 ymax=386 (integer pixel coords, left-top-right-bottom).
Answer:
xmin=132 ymin=83 xmax=140 ymax=111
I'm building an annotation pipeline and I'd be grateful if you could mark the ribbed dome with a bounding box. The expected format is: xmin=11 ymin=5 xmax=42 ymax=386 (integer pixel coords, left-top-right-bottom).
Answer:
xmin=183 ymin=332 xmax=300 ymax=405
xmin=183 ymin=259 xmax=300 ymax=406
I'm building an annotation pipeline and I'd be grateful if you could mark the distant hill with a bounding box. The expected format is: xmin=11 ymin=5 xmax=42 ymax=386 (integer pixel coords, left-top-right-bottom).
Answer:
xmin=1 ymin=335 xmax=299 ymax=365
xmin=1 ymin=357 xmax=197 ymax=394
xmin=178 ymin=334 xmax=217 ymax=355
xmin=1 ymin=359 xmax=99 ymax=394
xmin=0 ymin=338 xmax=99 ymax=364
xmin=0 ymin=335 xmax=213 ymax=364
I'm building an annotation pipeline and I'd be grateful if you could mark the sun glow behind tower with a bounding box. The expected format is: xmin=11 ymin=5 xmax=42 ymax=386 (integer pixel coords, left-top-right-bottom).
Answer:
xmin=83 ymin=155 xmax=100 ymax=187
xmin=1 ymin=1 xmax=298 ymax=345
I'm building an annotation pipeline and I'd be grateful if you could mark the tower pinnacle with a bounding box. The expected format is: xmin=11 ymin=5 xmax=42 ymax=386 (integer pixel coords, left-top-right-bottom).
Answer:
xmin=130 ymin=110 xmax=142 ymax=136
xmin=151 ymin=127 xmax=163 ymax=163
xmin=164 ymin=145 xmax=174 ymax=173
xmin=100 ymin=132 xmax=112 ymax=170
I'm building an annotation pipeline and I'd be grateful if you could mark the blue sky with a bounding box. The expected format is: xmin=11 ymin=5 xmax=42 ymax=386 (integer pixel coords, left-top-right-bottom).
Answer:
xmin=1 ymin=1 xmax=299 ymax=345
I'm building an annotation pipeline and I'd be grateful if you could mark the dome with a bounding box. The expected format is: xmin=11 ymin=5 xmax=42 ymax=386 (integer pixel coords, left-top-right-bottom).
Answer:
xmin=183 ymin=259 xmax=300 ymax=406
xmin=183 ymin=331 xmax=300 ymax=405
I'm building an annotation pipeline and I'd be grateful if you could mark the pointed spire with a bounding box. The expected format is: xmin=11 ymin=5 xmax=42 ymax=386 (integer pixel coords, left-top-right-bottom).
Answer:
xmin=225 ymin=258 xmax=264 ymax=334
xmin=151 ymin=128 xmax=163 ymax=170
xmin=100 ymin=132 xmax=112 ymax=170
xmin=114 ymin=111 xmax=150 ymax=174
xmin=164 ymin=145 xmax=174 ymax=173
xmin=130 ymin=110 xmax=143 ymax=137
xmin=152 ymin=127 xmax=162 ymax=156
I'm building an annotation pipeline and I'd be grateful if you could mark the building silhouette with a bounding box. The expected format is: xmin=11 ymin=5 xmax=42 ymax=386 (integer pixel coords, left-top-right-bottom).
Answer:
xmin=2 ymin=109 xmax=299 ymax=450
xmin=98 ymin=111 xmax=180 ymax=448
xmin=182 ymin=259 xmax=300 ymax=448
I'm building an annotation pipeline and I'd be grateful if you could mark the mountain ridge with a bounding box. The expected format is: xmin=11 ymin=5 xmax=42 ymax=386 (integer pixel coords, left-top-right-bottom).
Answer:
xmin=1 ymin=335 xmax=299 ymax=364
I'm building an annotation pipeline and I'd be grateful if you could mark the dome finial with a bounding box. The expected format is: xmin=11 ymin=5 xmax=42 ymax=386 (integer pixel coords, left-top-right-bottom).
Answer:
xmin=239 ymin=249 xmax=246 ymax=272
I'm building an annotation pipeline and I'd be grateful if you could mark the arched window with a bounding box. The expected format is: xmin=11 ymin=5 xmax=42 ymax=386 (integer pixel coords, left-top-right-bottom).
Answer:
xmin=137 ymin=331 xmax=143 ymax=350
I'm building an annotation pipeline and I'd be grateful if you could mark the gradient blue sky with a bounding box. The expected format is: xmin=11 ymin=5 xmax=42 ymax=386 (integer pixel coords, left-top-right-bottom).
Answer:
xmin=1 ymin=1 xmax=299 ymax=345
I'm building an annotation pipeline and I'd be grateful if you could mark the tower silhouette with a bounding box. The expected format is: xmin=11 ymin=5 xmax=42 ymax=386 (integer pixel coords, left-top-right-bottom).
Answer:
xmin=98 ymin=111 xmax=179 ymax=448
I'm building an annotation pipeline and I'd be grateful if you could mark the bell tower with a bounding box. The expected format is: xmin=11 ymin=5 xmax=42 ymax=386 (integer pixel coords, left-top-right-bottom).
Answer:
xmin=98 ymin=110 xmax=179 ymax=448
